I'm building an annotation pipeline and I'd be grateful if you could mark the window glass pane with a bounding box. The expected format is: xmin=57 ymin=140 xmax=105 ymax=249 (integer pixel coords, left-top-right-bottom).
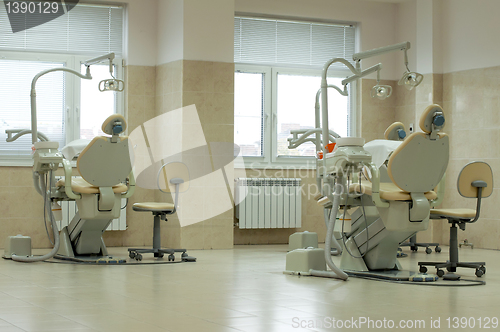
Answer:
xmin=277 ymin=74 xmax=348 ymax=157
xmin=0 ymin=60 xmax=65 ymax=156
xmin=80 ymin=64 xmax=116 ymax=140
xmin=234 ymin=72 xmax=264 ymax=157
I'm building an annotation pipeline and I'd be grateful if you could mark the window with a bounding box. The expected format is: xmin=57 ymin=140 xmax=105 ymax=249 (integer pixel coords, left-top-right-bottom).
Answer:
xmin=0 ymin=3 xmax=123 ymax=165
xmin=234 ymin=16 xmax=356 ymax=167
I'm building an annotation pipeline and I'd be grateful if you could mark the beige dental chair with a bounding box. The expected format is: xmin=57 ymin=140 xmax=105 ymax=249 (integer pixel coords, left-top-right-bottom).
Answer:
xmin=128 ymin=161 xmax=196 ymax=262
xmin=56 ymin=114 xmax=135 ymax=258
xmin=383 ymin=122 xmax=442 ymax=254
xmin=418 ymin=161 xmax=492 ymax=279
xmin=344 ymin=105 xmax=449 ymax=271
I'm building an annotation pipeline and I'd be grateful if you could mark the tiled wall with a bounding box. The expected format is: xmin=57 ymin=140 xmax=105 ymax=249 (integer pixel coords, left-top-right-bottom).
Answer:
xmin=437 ymin=67 xmax=500 ymax=249
xmin=0 ymin=167 xmax=48 ymax=248
xmin=153 ymin=60 xmax=235 ymax=250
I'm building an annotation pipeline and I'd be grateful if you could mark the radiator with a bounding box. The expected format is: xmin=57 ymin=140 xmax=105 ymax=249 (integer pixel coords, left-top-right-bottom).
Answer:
xmin=57 ymin=199 xmax=127 ymax=231
xmin=235 ymin=178 xmax=302 ymax=229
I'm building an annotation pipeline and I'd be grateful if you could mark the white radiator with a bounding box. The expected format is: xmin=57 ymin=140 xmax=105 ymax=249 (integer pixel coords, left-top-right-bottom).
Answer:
xmin=58 ymin=199 xmax=127 ymax=231
xmin=236 ymin=178 xmax=302 ymax=229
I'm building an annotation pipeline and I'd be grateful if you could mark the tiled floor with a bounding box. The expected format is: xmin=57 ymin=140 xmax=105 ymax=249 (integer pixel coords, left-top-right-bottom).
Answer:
xmin=0 ymin=244 xmax=498 ymax=332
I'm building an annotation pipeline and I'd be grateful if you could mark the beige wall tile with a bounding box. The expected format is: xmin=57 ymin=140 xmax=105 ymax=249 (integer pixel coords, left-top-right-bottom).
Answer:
xmin=213 ymin=62 xmax=235 ymax=94
xmin=183 ymin=60 xmax=214 ymax=93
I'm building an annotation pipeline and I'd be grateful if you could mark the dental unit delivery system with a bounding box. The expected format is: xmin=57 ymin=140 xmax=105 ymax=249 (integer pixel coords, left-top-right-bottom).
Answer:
xmin=286 ymin=42 xmax=444 ymax=282
xmin=5 ymin=53 xmax=134 ymax=263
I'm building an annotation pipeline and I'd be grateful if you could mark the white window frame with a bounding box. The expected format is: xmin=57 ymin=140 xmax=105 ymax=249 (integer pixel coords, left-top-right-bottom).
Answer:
xmin=0 ymin=51 xmax=124 ymax=166
xmin=235 ymin=64 xmax=357 ymax=169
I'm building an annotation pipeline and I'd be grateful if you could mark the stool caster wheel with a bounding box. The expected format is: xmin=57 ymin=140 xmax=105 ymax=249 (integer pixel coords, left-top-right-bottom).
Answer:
xmin=475 ymin=268 xmax=484 ymax=277
xmin=129 ymin=251 xmax=136 ymax=259
xmin=435 ymin=246 xmax=441 ymax=253
xmin=419 ymin=266 xmax=428 ymax=273
xmin=411 ymin=246 xmax=417 ymax=252
xmin=154 ymin=252 xmax=164 ymax=258
xmin=168 ymin=254 xmax=175 ymax=261
xmin=425 ymin=247 xmax=432 ymax=254
xmin=436 ymin=269 xmax=445 ymax=278
xmin=135 ymin=253 xmax=142 ymax=261
xmin=480 ymin=266 xmax=486 ymax=274
xmin=181 ymin=252 xmax=188 ymax=258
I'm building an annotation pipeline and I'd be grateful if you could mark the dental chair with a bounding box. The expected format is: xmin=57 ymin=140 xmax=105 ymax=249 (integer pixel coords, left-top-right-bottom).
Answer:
xmin=128 ymin=162 xmax=196 ymax=262
xmin=418 ymin=161 xmax=492 ymax=279
xmin=343 ymin=105 xmax=448 ymax=272
xmin=383 ymin=122 xmax=442 ymax=255
xmin=56 ymin=114 xmax=135 ymax=259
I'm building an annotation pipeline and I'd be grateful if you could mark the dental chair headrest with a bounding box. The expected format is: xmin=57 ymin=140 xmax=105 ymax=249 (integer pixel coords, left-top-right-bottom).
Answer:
xmin=102 ymin=114 xmax=127 ymax=136
xmin=384 ymin=122 xmax=406 ymax=141
xmin=419 ymin=104 xmax=445 ymax=135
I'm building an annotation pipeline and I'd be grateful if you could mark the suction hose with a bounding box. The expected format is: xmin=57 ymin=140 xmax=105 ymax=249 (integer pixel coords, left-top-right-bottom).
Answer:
xmin=320 ymin=179 xmax=349 ymax=280
xmin=12 ymin=176 xmax=60 ymax=262
xmin=324 ymin=209 xmax=342 ymax=256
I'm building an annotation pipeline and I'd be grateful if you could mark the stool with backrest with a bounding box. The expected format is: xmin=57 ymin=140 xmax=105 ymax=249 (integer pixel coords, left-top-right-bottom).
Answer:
xmin=128 ymin=162 xmax=196 ymax=262
xmin=418 ymin=161 xmax=493 ymax=279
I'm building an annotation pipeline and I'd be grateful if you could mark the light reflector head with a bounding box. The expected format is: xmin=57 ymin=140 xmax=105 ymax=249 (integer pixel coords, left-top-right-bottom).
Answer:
xmin=398 ymin=71 xmax=423 ymax=90
xmin=370 ymin=84 xmax=392 ymax=100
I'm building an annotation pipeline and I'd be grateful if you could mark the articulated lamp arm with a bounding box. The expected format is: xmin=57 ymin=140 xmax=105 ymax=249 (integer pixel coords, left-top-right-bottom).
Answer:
xmin=30 ymin=67 xmax=92 ymax=145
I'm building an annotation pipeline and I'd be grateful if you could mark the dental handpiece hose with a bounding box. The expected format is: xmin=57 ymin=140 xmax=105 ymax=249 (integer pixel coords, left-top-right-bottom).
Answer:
xmin=311 ymin=175 xmax=349 ymax=280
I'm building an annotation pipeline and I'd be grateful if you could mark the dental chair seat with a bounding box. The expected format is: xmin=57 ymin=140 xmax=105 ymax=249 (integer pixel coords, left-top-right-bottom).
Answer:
xmin=430 ymin=208 xmax=476 ymax=219
xmin=349 ymin=181 xmax=437 ymax=201
xmin=132 ymin=202 xmax=175 ymax=212
xmin=56 ymin=177 xmax=128 ymax=194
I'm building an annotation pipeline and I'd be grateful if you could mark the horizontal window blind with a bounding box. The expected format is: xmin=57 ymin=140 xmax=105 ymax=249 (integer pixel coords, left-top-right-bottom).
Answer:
xmin=0 ymin=59 xmax=65 ymax=156
xmin=234 ymin=16 xmax=355 ymax=69
xmin=0 ymin=4 xmax=123 ymax=55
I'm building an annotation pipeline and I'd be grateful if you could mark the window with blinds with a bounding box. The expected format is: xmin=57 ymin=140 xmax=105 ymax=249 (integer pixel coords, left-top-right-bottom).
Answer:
xmin=0 ymin=3 xmax=124 ymax=162
xmin=234 ymin=16 xmax=355 ymax=68
xmin=0 ymin=4 xmax=123 ymax=55
xmin=234 ymin=16 xmax=357 ymax=165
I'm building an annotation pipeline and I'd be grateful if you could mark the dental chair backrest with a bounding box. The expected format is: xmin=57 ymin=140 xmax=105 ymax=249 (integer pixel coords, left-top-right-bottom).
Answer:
xmin=387 ymin=104 xmax=449 ymax=193
xmin=77 ymin=114 xmax=132 ymax=187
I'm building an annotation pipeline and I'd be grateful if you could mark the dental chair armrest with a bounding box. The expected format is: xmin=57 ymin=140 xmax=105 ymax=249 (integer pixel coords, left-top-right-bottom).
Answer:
xmin=365 ymin=162 xmax=389 ymax=208
xmin=121 ymin=170 xmax=136 ymax=199
xmin=61 ymin=159 xmax=81 ymax=200
xmin=430 ymin=175 xmax=446 ymax=208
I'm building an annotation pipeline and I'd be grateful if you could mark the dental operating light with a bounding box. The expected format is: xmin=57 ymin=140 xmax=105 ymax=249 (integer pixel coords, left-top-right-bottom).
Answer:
xmin=84 ymin=53 xmax=125 ymax=92
xmin=398 ymin=48 xmax=423 ymax=90
xmin=370 ymin=70 xmax=392 ymax=100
